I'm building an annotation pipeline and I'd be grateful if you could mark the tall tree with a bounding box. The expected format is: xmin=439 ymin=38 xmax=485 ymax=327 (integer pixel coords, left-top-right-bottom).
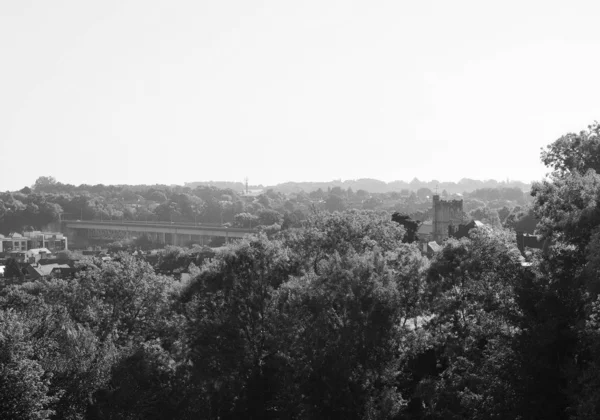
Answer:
xmin=541 ymin=121 xmax=600 ymax=174
xmin=0 ymin=309 xmax=56 ymax=420
xmin=415 ymin=228 xmax=525 ymax=419
xmin=183 ymin=234 xmax=302 ymax=418
xmin=391 ymin=212 xmax=421 ymax=243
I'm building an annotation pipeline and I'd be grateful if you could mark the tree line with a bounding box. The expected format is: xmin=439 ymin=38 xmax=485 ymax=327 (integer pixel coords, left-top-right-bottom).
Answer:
xmin=1 ymin=176 xmax=531 ymax=239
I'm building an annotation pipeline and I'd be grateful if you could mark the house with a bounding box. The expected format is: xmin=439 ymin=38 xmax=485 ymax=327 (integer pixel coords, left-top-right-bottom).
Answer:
xmin=26 ymin=248 xmax=52 ymax=263
xmin=25 ymin=263 xmax=74 ymax=280
xmin=5 ymin=248 xmax=53 ymax=264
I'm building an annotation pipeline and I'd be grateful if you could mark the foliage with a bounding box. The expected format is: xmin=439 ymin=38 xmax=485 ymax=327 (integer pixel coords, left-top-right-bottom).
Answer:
xmin=532 ymin=169 xmax=600 ymax=248
xmin=325 ymin=193 xmax=347 ymax=212
xmin=392 ymin=212 xmax=421 ymax=243
xmin=278 ymin=250 xmax=409 ymax=419
xmin=89 ymin=340 xmax=195 ymax=420
xmin=503 ymin=205 xmax=539 ymax=233
xmin=183 ymin=234 xmax=302 ymax=417
xmin=4 ymin=258 xmax=23 ymax=280
xmin=181 ymin=228 xmax=427 ymax=418
xmin=156 ymin=245 xmax=214 ymax=275
xmin=416 ymin=229 xmax=525 ymax=419
xmin=468 ymin=206 xmax=501 ymax=227
xmin=0 ymin=254 xmax=181 ymax=419
xmin=0 ymin=309 xmax=57 ymax=420
xmin=540 ymin=121 xmax=600 ymax=174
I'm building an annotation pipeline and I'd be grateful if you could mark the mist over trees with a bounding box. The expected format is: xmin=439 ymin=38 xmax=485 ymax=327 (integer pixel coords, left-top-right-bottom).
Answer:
xmin=185 ymin=178 xmax=531 ymax=195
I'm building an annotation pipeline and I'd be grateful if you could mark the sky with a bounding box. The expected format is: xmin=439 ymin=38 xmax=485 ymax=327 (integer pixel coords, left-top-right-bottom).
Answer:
xmin=2 ymin=0 xmax=600 ymax=190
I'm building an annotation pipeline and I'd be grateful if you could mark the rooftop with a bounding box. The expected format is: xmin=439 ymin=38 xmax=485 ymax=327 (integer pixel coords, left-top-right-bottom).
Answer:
xmin=29 ymin=263 xmax=72 ymax=277
xmin=428 ymin=241 xmax=442 ymax=253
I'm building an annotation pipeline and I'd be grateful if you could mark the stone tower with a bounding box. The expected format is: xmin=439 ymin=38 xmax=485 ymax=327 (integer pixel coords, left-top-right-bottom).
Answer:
xmin=432 ymin=194 xmax=464 ymax=242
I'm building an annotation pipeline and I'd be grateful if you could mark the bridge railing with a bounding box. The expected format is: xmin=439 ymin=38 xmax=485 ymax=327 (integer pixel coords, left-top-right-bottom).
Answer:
xmin=63 ymin=218 xmax=223 ymax=227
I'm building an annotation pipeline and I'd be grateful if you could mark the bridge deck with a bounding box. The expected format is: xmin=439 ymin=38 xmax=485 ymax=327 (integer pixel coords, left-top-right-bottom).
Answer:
xmin=63 ymin=219 xmax=256 ymax=238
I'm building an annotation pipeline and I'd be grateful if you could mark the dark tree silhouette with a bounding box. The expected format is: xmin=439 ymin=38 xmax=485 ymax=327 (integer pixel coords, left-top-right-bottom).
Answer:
xmin=3 ymin=258 xmax=23 ymax=280
xmin=392 ymin=212 xmax=421 ymax=243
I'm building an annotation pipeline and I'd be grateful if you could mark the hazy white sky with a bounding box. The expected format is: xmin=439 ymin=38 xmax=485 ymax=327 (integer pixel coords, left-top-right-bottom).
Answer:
xmin=2 ymin=0 xmax=599 ymax=190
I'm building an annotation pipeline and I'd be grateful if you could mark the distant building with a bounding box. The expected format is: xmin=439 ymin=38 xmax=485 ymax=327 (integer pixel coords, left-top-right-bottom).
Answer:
xmin=23 ymin=231 xmax=68 ymax=252
xmin=5 ymin=248 xmax=52 ymax=264
xmin=25 ymin=263 xmax=74 ymax=280
xmin=432 ymin=195 xmax=464 ymax=242
xmin=0 ymin=233 xmax=29 ymax=253
xmin=26 ymin=248 xmax=53 ymax=262
xmin=0 ymin=231 xmax=67 ymax=256
xmin=415 ymin=195 xmax=467 ymax=254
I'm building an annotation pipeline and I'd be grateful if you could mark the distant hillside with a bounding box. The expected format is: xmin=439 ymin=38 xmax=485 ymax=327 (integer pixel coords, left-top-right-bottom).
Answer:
xmin=184 ymin=181 xmax=264 ymax=192
xmin=185 ymin=178 xmax=532 ymax=195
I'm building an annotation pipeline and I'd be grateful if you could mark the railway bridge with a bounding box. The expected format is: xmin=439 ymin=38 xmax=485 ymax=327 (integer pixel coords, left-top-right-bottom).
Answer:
xmin=62 ymin=219 xmax=256 ymax=246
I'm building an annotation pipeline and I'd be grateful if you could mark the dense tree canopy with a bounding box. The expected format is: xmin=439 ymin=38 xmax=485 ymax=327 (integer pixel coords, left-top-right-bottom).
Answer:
xmin=541 ymin=121 xmax=600 ymax=174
